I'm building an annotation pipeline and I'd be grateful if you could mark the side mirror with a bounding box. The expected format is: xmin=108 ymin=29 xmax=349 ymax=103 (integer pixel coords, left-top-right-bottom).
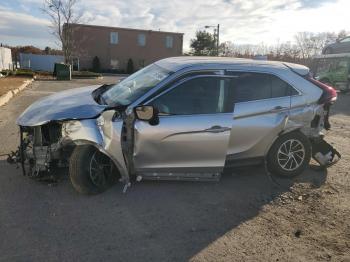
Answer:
xmin=134 ymin=105 xmax=159 ymax=125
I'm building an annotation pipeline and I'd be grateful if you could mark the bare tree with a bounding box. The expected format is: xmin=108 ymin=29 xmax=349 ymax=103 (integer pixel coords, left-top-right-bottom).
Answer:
xmin=42 ymin=0 xmax=81 ymax=64
xmin=294 ymin=32 xmax=337 ymax=61
xmin=196 ymin=30 xmax=346 ymax=66
xmin=337 ymin=30 xmax=349 ymax=40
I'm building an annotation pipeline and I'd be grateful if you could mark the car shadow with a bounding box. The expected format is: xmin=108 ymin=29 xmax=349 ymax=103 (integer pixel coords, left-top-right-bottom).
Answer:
xmin=0 ymin=160 xmax=327 ymax=261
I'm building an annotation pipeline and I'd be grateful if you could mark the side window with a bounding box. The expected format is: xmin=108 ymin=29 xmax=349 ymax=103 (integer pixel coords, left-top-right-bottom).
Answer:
xmin=227 ymin=72 xmax=298 ymax=103
xmin=270 ymin=75 xmax=298 ymax=97
xmin=228 ymin=73 xmax=271 ymax=103
xmin=340 ymin=37 xmax=350 ymax=43
xmin=152 ymin=77 xmax=230 ymax=115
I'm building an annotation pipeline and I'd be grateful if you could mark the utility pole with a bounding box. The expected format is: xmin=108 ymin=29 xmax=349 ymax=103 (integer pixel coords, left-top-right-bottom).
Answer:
xmin=216 ymin=24 xmax=220 ymax=56
xmin=205 ymin=24 xmax=220 ymax=56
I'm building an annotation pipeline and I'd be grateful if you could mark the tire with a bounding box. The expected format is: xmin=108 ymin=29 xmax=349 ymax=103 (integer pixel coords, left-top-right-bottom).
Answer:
xmin=69 ymin=145 xmax=119 ymax=194
xmin=267 ymin=131 xmax=311 ymax=178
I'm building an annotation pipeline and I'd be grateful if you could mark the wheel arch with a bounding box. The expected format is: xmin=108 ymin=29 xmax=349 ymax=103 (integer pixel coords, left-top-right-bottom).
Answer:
xmin=264 ymin=127 xmax=306 ymax=158
xmin=67 ymin=139 xmax=128 ymax=180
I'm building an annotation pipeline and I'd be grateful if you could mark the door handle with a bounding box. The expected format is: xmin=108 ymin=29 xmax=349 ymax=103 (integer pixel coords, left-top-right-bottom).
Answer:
xmin=205 ymin=126 xmax=231 ymax=133
xmin=269 ymin=106 xmax=288 ymax=113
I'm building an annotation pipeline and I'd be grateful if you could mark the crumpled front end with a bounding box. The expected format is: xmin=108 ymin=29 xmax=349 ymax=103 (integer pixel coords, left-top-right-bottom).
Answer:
xmin=18 ymin=110 xmax=129 ymax=183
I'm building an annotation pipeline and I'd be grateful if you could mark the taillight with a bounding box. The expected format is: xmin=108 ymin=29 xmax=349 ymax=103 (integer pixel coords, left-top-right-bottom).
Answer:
xmin=306 ymin=76 xmax=337 ymax=104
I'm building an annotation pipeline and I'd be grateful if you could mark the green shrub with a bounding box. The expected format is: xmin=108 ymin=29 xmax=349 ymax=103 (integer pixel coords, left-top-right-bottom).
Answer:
xmin=34 ymin=71 xmax=52 ymax=76
xmin=0 ymin=69 xmax=34 ymax=77
xmin=1 ymin=70 xmax=11 ymax=76
xmin=92 ymin=56 xmax=101 ymax=72
xmin=127 ymin=58 xmax=134 ymax=74
xmin=72 ymin=71 xmax=102 ymax=78
xmin=100 ymin=69 xmax=126 ymax=74
xmin=15 ymin=69 xmax=34 ymax=78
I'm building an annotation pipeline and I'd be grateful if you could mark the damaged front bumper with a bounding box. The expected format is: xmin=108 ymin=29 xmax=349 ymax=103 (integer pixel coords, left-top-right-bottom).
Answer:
xmin=14 ymin=111 xmax=129 ymax=184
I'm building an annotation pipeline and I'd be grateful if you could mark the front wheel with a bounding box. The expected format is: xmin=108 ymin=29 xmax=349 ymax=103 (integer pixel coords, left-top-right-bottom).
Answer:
xmin=267 ymin=132 xmax=311 ymax=178
xmin=69 ymin=145 xmax=119 ymax=194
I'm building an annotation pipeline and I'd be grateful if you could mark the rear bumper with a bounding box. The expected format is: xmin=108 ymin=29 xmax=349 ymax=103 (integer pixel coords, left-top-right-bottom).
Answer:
xmin=310 ymin=137 xmax=341 ymax=168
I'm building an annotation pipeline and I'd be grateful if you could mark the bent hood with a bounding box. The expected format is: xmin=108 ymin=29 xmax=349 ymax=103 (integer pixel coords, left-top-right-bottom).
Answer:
xmin=17 ymin=85 xmax=107 ymax=126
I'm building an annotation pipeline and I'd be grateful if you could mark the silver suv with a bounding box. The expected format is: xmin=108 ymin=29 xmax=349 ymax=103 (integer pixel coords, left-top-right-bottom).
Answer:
xmin=17 ymin=57 xmax=338 ymax=194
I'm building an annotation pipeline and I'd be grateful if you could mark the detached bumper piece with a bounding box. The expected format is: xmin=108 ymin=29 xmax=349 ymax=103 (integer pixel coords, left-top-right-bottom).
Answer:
xmin=311 ymin=137 xmax=341 ymax=169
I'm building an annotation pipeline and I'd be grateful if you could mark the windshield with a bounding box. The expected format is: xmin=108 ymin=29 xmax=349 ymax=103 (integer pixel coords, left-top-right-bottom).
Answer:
xmin=102 ymin=64 xmax=171 ymax=106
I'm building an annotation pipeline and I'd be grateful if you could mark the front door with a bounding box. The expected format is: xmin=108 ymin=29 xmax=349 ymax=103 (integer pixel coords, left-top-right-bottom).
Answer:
xmin=133 ymin=76 xmax=233 ymax=173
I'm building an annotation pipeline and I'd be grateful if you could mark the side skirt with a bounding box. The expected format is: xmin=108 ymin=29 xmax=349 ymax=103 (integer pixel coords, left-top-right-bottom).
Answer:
xmin=224 ymin=156 xmax=264 ymax=168
xmin=140 ymin=172 xmax=221 ymax=182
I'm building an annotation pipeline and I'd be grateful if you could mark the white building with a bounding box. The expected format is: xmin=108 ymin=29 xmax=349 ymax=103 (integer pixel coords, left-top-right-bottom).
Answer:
xmin=0 ymin=47 xmax=13 ymax=70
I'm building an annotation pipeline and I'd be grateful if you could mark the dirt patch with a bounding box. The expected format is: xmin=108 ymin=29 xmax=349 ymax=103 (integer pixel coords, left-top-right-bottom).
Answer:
xmin=0 ymin=76 xmax=32 ymax=96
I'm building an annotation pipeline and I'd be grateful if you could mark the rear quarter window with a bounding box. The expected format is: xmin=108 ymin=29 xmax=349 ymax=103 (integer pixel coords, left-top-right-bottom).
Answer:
xmin=226 ymin=72 xmax=298 ymax=103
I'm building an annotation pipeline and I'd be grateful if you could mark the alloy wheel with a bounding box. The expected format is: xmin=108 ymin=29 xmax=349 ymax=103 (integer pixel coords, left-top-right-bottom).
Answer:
xmin=89 ymin=151 xmax=114 ymax=187
xmin=277 ymin=139 xmax=305 ymax=171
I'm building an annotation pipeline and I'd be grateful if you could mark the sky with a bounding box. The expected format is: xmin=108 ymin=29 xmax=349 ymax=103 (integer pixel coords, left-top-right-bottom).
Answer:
xmin=0 ymin=0 xmax=349 ymax=50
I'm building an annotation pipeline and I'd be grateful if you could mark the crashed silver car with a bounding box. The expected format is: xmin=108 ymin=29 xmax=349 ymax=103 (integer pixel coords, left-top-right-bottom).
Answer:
xmin=16 ymin=57 xmax=339 ymax=194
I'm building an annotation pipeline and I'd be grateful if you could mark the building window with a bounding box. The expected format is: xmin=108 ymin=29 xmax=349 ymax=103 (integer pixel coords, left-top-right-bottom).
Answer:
xmin=138 ymin=34 xmax=146 ymax=46
xmin=111 ymin=59 xmax=119 ymax=69
xmin=110 ymin=32 xmax=118 ymax=44
xmin=165 ymin=36 xmax=173 ymax=48
xmin=138 ymin=59 xmax=145 ymax=68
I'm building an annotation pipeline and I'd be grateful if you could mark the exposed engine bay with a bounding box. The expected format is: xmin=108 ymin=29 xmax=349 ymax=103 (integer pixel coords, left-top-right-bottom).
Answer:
xmin=19 ymin=123 xmax=65 ymax=176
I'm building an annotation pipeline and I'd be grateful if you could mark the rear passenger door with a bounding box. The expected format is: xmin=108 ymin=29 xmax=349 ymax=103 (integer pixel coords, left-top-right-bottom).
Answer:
xmin=225 ymin=71 xmax=299 ymax=161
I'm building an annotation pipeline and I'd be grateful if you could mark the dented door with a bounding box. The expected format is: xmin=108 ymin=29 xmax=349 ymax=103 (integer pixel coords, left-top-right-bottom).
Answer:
xmin=132 ymin=76 xmax=233 ymax=173
xmin=133 ymin=114 xmax=232 ymax=173
xmin=224 ymin=71 xmax=297 ymax=160
xmin=227 ymin=97 xmax=290 ymax=160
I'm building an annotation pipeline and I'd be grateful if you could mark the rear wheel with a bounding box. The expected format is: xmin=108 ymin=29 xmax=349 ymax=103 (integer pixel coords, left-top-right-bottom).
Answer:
xmin=267 ymin=132 xmax=311 ymax=178
xmin=69 ymin=145 xmax=119 ymax=194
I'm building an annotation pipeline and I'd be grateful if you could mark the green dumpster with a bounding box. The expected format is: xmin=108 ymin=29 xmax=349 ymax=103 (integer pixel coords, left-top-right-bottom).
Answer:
xmin=54 ymin=63 xmax=71 ymax=80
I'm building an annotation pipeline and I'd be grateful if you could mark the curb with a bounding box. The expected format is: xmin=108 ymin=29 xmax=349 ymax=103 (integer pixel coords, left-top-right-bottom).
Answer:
xmin=0 ymin=79 xmax=34 ymax=107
